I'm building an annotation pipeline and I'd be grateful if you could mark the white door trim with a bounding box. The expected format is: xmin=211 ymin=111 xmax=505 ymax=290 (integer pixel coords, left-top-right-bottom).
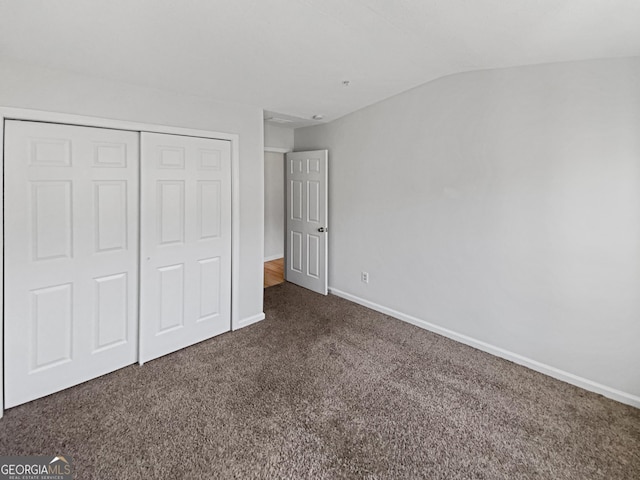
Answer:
xmin=264 ymin=146 xmax=291 ymax=154
xmin=0 ymin=106 xmax=242 ymax=418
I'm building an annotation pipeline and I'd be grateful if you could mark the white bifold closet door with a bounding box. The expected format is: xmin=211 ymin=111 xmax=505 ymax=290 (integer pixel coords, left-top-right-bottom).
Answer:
xmin=139 ymin=133 xmax=232 ymax=363
xmin=4 ymin=120 xmax=139 ymax=408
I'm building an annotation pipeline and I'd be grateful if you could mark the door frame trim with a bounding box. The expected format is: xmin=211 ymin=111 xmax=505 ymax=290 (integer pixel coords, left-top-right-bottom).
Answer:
xmin=264 ymin=146 xmax=291 ymax=154
xmin=0 ymin=106 xmax=242 ymax=418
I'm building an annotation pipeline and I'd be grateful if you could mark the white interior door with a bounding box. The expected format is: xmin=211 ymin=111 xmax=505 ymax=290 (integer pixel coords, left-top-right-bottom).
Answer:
xmin=4 ymin=120 xmax=139 ymax=408
xmin=285 ymin=150 xmax=328 ymax=295
xmin=139 ymin=133 xmax=231 ymax=363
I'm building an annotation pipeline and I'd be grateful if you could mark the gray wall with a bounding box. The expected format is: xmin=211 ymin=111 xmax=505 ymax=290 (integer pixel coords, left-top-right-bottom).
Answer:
xmin=264 ymin=151 xmax=285 ymax=260
xmin=295 ymin=56 xmax=640 ymax=401
xmin=0 ymin=58 xmax=265 ymax=325
xmin=263 ymin=123 xmax=293 ymax=260
xmin=264 ymin=122 xmax=294 ymax=150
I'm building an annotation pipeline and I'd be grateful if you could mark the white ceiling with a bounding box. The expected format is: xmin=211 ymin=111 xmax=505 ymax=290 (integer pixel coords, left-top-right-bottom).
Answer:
xmin=1 ymin=0 xmax=639 ymax=127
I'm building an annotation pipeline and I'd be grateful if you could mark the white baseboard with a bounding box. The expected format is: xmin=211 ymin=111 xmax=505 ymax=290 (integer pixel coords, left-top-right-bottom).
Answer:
xmin=264 ymin=254 xmax=284 ymax=262
xmin=234 ymin=312 xmax=265 ymax=331
xmin=329 ymin=287 xmax=640 ymax=409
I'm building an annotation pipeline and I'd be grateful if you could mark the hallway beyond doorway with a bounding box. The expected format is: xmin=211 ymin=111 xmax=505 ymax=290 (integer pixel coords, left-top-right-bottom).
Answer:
xmin=264 ymin=258 xmax=284 ymax=288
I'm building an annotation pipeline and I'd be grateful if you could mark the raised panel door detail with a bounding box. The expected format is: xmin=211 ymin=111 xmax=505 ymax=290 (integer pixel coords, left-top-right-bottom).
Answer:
xmin=29 ymin=138 xmax=71 ymax=166
xmin=198 ymin=257 xmax=220 ymax=322
xmin=5 ymin=120 xmax=139 ymax=408
xmin=31 ymin=181 xmax=73 ymax=262
xmin=158 ymin=181 xmax=185 ymax=245
xmin=158 ymin=264 xmax=185 ymax=334
xmin=285 ymin=150 xmax=327 ymax=295
xmin=198 ymin=181 xmax=221 ymax=239
xmin=158 ymin=146 xmax=185 ymax=169
xmin=30 ymin=283 xmax=73 ymax=372
xmin=291 ymin=231 xmax=303 ymax=273
xmin=291 ymin=180 xmax=303 ymax=221
xmin=199 ymin=149 xmax=221 ymax=170
xmin=94 ymin=273 xmax=128 ymax=352
xmin=93 ymin=142 xmax=127 ymax=167
xmin=94 ymin=181 xmax=128 ymax=253
xmin=140 ymin=132 xmax=231 ymax=364
xmin=307 ymin=234 xmax=320 ymax=278
xmin=307 ymin=158 xmax=320 ymax=173
xmin=290 ymin=159 xmax=303 ymax=174
xmin=307 ymin=180 xmax=320 ymax=223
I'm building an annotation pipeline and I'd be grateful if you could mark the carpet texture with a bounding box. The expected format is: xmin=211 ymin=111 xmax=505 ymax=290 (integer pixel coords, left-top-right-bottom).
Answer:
xmin=1 ymin=282 xmax=638 ymax=479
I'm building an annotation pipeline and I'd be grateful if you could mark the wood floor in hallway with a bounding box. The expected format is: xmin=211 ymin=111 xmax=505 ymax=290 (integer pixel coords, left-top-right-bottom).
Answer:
xmin=264 ymin=257 xmax=285 ymax=288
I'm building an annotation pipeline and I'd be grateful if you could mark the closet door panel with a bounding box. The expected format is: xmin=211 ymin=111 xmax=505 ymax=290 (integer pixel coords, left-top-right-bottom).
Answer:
xmin=140 ymin=133 xmax=231 ymax=363
xmin=4 ymin=121 xmax=139 ymax=408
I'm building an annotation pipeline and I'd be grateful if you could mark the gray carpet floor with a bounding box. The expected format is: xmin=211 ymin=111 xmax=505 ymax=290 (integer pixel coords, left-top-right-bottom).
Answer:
xmin=0 ymin=282 xmax=638 ymax=479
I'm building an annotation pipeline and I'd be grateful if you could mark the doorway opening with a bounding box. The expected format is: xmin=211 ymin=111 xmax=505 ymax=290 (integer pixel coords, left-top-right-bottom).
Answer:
xmin=263 ymin=149 xmax=286 ymax=288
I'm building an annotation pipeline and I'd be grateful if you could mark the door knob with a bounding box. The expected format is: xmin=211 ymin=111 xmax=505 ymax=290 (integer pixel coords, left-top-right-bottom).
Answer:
xmin=318 ymin=227 xmax=326 ymax=233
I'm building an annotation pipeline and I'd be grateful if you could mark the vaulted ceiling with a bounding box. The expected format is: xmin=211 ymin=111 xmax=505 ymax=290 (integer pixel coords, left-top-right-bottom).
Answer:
xmin=1 ymin=0 xmax=639 ymax=127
